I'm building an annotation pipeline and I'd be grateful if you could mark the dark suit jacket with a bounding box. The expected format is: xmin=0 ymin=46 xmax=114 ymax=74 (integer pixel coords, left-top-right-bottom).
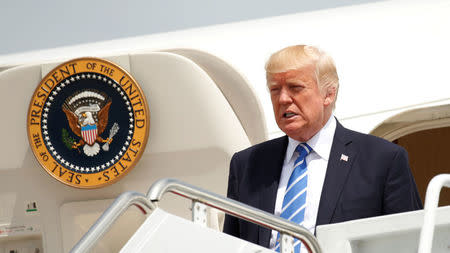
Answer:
xmin=223 ymin=121 xmax=422 ymax=248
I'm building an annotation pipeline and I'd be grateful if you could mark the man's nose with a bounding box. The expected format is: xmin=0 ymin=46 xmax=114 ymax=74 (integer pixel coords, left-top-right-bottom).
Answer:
xmin=279 ymin=88 xmax=292 ymax=104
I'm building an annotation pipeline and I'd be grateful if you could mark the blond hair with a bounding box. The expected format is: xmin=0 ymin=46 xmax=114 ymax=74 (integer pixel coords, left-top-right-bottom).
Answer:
xmin=265 ymin=45 xmax=339 ymax=107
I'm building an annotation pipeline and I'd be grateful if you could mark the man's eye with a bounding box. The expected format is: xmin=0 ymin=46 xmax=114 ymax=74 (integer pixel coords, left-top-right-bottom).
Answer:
xmin=290 ymin=85 xmax=303 ymax=91
xmin=270 ymin=87 xmax=280 ymax=93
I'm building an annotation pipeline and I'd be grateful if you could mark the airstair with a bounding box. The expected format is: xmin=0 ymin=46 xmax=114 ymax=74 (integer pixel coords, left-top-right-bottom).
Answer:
xmin=71 ymin=175 xmax=450 ymax=253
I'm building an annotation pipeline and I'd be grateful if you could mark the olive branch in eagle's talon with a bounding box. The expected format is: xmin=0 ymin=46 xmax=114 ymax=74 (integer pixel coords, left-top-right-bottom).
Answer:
xmin=62 ymin=128 xmax=75 ymax=149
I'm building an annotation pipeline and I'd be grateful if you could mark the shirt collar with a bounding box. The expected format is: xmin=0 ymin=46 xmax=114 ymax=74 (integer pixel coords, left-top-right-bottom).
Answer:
xmin=286 ymin=115 xmax=337 ymax=163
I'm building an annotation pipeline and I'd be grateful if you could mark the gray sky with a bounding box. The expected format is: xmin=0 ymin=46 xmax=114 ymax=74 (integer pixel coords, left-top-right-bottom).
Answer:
xmin=1 ymin=0 xmax=381 ymax=55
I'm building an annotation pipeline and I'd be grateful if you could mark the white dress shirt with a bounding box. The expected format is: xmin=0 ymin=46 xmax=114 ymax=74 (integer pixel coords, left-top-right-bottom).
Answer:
xmin=270 ymin=115 xmax=336 ymax=251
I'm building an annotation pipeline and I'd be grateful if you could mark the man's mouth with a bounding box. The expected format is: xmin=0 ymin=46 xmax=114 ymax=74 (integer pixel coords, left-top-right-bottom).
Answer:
xmin=283 ymin=112 xmax=297 ymax=118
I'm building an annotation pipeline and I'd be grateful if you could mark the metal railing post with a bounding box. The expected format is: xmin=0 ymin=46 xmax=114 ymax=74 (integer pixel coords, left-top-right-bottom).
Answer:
xmin=418 ymin=174 xmax=450 ymax=253
xmin=192 ymin=201 xmax=208 ymax=227
xmin=280 ymin=234 xmax=294 ymax=253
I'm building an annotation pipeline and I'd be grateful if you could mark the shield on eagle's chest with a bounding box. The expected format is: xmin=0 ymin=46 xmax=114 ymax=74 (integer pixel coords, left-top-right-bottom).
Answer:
xmin=81 ymin=124 xmax=98 ymax=145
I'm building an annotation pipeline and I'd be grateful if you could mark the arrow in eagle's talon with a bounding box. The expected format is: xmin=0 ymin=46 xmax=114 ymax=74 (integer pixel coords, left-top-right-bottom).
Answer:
xmin=102 ymin=123 xmax=119 ymax=151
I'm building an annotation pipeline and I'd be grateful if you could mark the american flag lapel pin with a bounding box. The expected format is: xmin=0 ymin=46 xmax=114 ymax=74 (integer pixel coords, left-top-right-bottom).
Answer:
xmin=340 ymin=154 xmax=349 ymax=162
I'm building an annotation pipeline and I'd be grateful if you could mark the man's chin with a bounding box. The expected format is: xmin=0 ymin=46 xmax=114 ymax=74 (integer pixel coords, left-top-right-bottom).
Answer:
xmin=281 ymin=126 xmax=309 ymax=141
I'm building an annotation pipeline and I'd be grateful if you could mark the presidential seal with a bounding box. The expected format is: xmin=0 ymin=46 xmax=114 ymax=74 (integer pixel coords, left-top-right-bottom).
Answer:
xmin=27 ymin=58 xmax=150 ymax=188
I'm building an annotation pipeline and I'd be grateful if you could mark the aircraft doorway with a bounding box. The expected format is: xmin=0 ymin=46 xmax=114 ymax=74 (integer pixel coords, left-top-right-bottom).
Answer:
xmin=393 ymin=127 xmax=450 ymax=206
xmin=369 ymin=103 xmax=450 ymax=207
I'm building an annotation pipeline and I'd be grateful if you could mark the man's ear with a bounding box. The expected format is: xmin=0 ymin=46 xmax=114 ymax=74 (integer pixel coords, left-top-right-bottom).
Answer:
xmin=323 ymin=86 xmax=336 ymax=106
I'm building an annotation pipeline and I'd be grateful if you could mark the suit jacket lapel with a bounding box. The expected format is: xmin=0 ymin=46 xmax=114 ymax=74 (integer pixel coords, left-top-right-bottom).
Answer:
xmin=316 ymin=121 xmax=357 ymax=226
xmin=257 ymin=135 xmax=288 ymax=247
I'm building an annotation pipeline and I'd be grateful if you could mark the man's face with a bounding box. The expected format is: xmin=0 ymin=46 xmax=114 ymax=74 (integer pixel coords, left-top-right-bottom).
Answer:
xmin=268 ymin=64 xmax=332 ymax=142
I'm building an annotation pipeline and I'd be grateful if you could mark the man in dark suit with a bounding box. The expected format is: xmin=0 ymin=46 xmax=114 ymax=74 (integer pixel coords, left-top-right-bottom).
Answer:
xmin=223 ymin=45 xmax=422 ymax=251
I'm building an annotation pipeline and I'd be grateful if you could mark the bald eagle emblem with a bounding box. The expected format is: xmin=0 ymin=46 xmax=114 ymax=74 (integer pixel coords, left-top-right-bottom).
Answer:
xmin=62 ymin=89 xmax=119 ymax=156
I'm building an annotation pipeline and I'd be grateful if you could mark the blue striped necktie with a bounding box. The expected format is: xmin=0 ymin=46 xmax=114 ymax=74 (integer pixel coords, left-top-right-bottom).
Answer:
xmin=275 ymin=143 xmax=311 ymax=253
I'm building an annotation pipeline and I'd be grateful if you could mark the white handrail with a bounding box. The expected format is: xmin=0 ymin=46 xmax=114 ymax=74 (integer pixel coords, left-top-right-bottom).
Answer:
xmin=418 ymin=174 xmax=450 ymax=253
xmin=147 ymin=178 xmax=322 ymax=253
xmin=70 ymin=191 xmax=155 ymax=253
xmin=70 ymin=178 xmax=322 ymax=253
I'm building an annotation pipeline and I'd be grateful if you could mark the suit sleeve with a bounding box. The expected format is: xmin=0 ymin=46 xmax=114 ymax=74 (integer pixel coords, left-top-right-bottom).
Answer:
xmin=383 ymin=147 xmax=423 ymax=214
xmin=223 ymin=153 xmax=240 ymax=237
